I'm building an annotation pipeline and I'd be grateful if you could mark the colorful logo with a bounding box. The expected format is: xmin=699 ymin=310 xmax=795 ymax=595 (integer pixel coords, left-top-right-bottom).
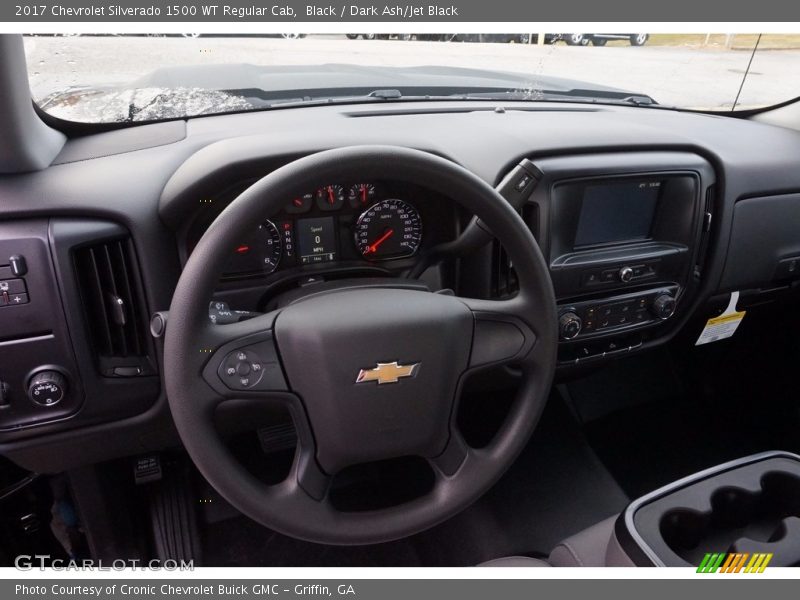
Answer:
xmin=697 ymin=552 xmax=773 ymax=573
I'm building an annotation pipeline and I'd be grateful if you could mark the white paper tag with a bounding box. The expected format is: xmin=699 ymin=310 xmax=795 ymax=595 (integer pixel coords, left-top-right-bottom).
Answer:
xmin=695 ymin=291 xmax=746 ymax=346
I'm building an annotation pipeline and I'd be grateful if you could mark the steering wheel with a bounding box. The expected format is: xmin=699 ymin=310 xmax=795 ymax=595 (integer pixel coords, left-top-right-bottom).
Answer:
xmin=164 ymin=146 xmax=557 ymax=545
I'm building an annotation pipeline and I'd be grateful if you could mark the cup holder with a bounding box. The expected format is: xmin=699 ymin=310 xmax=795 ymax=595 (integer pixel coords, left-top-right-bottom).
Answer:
xmin=659 ymin=471 xmax=800 ymax=566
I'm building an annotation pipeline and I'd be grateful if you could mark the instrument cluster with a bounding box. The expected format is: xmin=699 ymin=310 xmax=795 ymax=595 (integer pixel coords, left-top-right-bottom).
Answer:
xmin=195 ymin=181 xmax=439 ymax=279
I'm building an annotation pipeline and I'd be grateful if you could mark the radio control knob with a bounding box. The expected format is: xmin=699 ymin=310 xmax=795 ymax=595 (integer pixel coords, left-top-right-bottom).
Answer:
xmin=651 ymin=294 xmax=677 ymax=320
xmin=27 ymin=370 xmax=67 ymax=407
xmin=619 ymin=266 xmax=634 ymax=283
xmin=559 ymin=312 xmax=582 ymax=340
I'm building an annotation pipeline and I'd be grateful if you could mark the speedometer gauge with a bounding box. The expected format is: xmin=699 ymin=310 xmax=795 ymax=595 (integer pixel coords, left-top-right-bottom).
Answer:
xmin=355 ymin=199 xmax=422 ymax=260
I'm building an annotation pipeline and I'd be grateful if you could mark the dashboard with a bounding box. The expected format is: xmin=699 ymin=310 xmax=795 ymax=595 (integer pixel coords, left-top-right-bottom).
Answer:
xmin=2 ymin=98 xmax=800 ymax=473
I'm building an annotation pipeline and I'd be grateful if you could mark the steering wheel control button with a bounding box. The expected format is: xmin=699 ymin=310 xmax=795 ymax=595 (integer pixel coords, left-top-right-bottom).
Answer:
xmin=220 ymin=350 xmax=263 ymax=389
xmin=215 ymin=338 xmax=287 ymax=392
xmin=27 ymin=370 xmax=68 ymax=407
xmin=237 ymin=362 xmax=251 ymax=376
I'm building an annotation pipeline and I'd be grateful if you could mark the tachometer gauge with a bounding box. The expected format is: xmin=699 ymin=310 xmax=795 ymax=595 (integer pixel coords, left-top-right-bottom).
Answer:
xmin=348 ymin=183 xmax=377 ymax=208
xmin=225 ymin=220 xmax=282 ymax=275
xmin=315 ymin=184 xmax=346 ymax=211
xmin=355 ymin=199 xmax=422 ymax=260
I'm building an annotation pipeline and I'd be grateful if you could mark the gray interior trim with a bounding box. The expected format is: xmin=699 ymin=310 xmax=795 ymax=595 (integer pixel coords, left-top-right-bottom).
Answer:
xmin=0 ymin=35 xmax=65 ymax=174
xmin=52 ymin=120 xmax=187 ymax=165
xmin=478 ymin=556 xmax=551 ymax=567
xmin=549 ymin=516 xmax=617 ymax=567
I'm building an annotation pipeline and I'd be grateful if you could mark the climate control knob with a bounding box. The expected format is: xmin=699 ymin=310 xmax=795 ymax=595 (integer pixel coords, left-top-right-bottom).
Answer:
xmin=651 ymin=294 xmax=677 ymax=320
xmin=27 ymin=370 xmax=67 ymax=407
xmin=559 ymin=312 xmax=582 ymax=340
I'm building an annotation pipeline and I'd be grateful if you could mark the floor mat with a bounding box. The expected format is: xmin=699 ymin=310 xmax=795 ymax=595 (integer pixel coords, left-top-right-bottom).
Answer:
xmin=202 ymin=516 xmax=424 ymax=567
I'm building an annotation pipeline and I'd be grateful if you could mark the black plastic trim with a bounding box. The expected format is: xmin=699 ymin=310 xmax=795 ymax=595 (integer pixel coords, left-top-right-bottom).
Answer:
xmin=615 ymin=450 xmax=800 ymax=567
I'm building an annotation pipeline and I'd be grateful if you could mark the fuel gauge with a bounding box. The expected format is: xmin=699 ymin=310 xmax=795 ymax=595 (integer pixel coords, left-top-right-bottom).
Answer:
xmin=315 ymin=185 xmax=346 ymax=211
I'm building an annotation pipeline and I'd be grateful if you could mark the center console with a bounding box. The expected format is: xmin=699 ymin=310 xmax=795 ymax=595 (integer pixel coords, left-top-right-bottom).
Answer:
xmin=616 ymin=451 xmax=800 ymax=567
xmin=522 ymin=152 xmax=716 ymax=365
xmin=540 ymin=451 xmax=800 ymax=567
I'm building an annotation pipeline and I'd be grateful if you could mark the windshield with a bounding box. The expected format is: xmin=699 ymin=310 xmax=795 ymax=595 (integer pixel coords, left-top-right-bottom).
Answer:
xmin=23 ymin=33 xmax=800 ymax=124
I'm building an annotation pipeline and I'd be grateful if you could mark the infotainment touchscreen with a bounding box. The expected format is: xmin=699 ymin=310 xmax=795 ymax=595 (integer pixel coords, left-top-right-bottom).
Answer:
xmin=574 ymin=180 xmax=662 ymax=247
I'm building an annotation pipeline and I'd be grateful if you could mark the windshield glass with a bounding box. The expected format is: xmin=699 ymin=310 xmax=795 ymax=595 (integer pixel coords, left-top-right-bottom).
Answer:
xmin=23 ymin=33 xmax=800 ymax=123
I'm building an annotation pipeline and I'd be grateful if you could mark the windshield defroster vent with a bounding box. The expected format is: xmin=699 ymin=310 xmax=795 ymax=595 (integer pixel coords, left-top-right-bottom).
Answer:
xmin=73 ymin=238 xmax=155 ymax=377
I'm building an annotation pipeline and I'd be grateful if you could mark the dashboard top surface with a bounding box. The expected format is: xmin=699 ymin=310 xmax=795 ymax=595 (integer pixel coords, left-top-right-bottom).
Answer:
xmin=1 ymin=101 xmax=798 ymax=219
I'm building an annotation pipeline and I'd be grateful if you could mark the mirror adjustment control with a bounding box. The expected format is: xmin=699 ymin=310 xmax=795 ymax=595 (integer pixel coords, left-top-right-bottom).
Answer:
xmin=27 ymin=370 xmax=68 ymax=406
xmin=9 ymin=255 xmax=27 ymax=277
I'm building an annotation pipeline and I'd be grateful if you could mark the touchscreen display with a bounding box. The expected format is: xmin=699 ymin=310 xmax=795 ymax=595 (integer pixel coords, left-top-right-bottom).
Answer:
xmin=296 ymin=216 xmax=337 ymax=264
xmin=574 ymin=180 xmax=661 ymax=247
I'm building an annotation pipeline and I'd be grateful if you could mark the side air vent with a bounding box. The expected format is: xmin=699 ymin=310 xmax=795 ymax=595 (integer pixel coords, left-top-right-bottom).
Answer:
xmin=73 ymin=237 xmax=155 ymax=377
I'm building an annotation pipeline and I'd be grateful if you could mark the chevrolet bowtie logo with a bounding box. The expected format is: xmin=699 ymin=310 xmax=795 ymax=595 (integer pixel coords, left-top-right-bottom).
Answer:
xmin=355 ymin=361 xmax=420 ymax=385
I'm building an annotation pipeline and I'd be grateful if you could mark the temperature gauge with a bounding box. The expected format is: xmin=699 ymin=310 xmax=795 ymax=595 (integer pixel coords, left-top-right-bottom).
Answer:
xmin=348 ymin=183 xmax=377 ymax=208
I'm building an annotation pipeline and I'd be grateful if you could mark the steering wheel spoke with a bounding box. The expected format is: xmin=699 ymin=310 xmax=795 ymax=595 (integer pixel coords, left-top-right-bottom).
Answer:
xmin=199 ymin=312 xmax=290 ymax=400
xmin=458 ymin=296 xmax=538 ymax=370
xmin=294 ymin=445 xmax=333 ymax=501
xmin=427 ymin=431 xmax=470 ymax=477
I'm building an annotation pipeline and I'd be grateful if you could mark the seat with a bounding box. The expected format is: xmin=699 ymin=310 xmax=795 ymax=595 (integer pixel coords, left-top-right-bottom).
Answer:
xmin=478 ymin=556 xmax=551 ymax=567
xmin=480 ymin=515 xmax=633 ymax=567
xmin=549 ymin=516 xmax=617 ymax=566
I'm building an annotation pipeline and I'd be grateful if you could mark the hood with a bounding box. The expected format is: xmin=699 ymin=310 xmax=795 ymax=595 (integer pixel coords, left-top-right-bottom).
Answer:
xmin=38 ymin=63 xmax=653 ymax=124
xmin=126 ymin=63 xmax=643 ymax=98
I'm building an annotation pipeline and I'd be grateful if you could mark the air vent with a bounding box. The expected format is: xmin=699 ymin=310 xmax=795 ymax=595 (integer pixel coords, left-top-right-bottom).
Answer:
xmin=492 ymin=242 xmax=518 ymax=298
xmin=73 ymin=237 xmax=154 ymax=377
xmin=694 ymin=184 xmax=716 ymax=279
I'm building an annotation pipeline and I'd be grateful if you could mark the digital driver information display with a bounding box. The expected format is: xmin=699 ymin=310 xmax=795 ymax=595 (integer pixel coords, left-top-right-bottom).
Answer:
xmin=296 ymin=216 xmax=337 ymax=264
xmin=574 ymin=180 xmax=662 ymax=247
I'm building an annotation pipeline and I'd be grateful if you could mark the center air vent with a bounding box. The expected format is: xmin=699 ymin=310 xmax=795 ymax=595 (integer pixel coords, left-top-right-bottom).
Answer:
xmin=73 ymin=237 xmax=155 ymax=377
xmin=492 ymin=242 xmax=518 ymax=298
